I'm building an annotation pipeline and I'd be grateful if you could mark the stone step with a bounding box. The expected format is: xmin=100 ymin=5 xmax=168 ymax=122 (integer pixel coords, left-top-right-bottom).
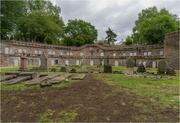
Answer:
xmin=72 ymin=74 xmax=86 ymax=80
xmin=0 ymin=75 xmax=17 ymax=82
xmin=3 ymin=76 xmax=31 ymax=85
xmin=47 ymin=74 xmax=73 ymax=84
xmin=25 ymin=74 xmax=60 ymax=85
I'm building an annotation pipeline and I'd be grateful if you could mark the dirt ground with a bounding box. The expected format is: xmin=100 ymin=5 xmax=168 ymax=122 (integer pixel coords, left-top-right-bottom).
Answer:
xmin=1 ymin=71 xmax=179 ymax=122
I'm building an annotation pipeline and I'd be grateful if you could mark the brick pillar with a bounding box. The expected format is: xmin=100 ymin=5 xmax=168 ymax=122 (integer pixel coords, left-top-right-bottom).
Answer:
xmin=19 ymin=53 xmax=28 ymax=71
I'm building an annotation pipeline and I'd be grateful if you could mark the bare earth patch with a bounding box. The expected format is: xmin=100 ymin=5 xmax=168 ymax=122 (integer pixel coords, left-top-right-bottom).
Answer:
xmin=1 ymin=72 xmax=179 ymax=122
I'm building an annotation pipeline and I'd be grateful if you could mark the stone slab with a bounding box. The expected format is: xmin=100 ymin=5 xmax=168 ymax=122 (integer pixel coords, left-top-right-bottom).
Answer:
xmin=3 ymin=76 xmax=31 ymax=85
xmin=19 ymin=72 xmax=40 ymax=79
xmin=72 ymin=74 xmax=86 ymax=80
xmin=25 ymin=74 xmax=60 ymax=85
xmin=5 ymin=71 xmax=22 ymax=75
xmin=124 ymin=68 xmax=134 ymax=75
xmin=48 ymin=74 xmax=73 ymax=84
xmin=0 ymin=75 xmax=17 ymax=82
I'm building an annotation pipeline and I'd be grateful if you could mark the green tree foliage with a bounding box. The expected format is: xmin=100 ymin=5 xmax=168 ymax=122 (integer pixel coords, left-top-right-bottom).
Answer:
xmin=1 ymin=0 xmax=26 ymax=39
xmin=44 ymin=35 xmax=53 ymax=44
xmin=1 ymin=0 xmax=64 ymax=44
xmin=132 ymin=6 xmax=179 ymax=44
xmin=16 ymin=11 xmax=63 ymax=43
xmin=74 ymin=36 xmax=85 ymax=46
xmin=62 ymin=36 xmax=73 ymax=46
xmin=64 ymin=19 xmax=98 ymax=46
xmin=105 ymin=27 xmax=118 ymax=45
xmin=125 ymin=36 xmax=133 ymax=45
xmin=139 ymin=15 xmax=178 ymax=44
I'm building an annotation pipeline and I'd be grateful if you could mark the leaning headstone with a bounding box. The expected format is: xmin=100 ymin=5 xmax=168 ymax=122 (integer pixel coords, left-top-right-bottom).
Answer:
xmin=157 ymin=60 xmax=166 ymax=74
xmin=60 ymin=67 xmax=68 ymax=72
xmin=19 ymin=52 xmax=28 ymax=71
xmin=39 ymin=52 xmax=49 ymax=72
xmin=166 ymin=68 xmax=176 ymax=76
xmin=137 ymin=63 xmax=146 ymax=73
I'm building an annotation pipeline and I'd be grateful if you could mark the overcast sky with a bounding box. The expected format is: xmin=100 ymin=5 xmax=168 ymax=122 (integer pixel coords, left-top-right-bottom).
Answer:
xmin=50 ymin=0 xmax=180 ymax=43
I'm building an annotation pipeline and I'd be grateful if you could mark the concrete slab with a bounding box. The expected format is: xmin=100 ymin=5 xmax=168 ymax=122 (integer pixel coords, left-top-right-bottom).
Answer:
xmin=25 ymin=74 xmax=60 ymax=85
xmin=48 ymin=74 xmax=73 ymax=84
xmin=0 ymin=75 xmax=17 ymax=82
xmin=72 ymin=74 xmax=86 ymax=80
xmin=5 ymin=71 xmax=22 ymax=76
xmin=3 ymin=76 xmax=31 ymax=85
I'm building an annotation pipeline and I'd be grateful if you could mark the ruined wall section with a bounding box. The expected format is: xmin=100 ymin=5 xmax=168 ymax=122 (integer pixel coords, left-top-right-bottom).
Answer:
xmin=164 ymin=31 xmax=179 ymax=69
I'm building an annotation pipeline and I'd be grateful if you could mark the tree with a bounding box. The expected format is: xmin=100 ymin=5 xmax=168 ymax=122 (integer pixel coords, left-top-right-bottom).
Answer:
xmin=139 ymin=15 xmax=178 ymax=44
xmin=62 ymin=36 xmax=73 ymax=46
xmin=44 ymin=35 xmax=53 ymax=44
xmin=105 ymin=27 xmax=118 ymax=45
xmin=64 ymin=19 xmax=98 ymax=46
xmin=1 ymin=0 xmax=26 ymax=39
xmin=132 ymin=6 xmax=179 ymax=44
xmin=74 ymin=36 xmax=85 ymax=46
xmin=14 ymin=0 xmax=64 ymax=43
xmin=125 ymin=36 xmax=133 ymax=45
xmin=15 ymin=11 xmax=63 ymax=43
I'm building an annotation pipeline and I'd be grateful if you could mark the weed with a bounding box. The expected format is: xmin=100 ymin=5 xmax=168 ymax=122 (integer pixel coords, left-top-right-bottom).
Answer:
xmin=113 ymin=110 xmax=120 ymax=115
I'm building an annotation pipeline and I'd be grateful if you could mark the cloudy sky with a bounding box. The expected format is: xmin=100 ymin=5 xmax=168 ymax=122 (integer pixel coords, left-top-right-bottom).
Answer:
xmin=50 ymin=0 xmax=179 ymax=43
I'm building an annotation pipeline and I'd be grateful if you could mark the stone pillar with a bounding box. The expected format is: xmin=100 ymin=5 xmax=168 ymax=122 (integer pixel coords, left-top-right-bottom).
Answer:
xmin=19 ymin=52 xmax=28 ymax=71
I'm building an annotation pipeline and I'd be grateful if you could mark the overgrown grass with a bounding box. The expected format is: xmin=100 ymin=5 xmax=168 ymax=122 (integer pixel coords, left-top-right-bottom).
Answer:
xmin=97 ymin=72 xmax=179 ymax=107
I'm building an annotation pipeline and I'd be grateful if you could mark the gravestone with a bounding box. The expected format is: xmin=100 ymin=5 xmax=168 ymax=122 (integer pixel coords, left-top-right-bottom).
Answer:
xmin=19 ymin=52 xmax=28 ymax=71
xmin=137 ymin=63 xmax=146 ymax=73
xmin=124 ymin=57 xmax=134 ymax=75
xmin=78 ymin=55 xmax=88 ymax=73
xmin=70 ymin=68 xmax=76 ymax=73
xmin=157 ymin=60 xmax=166 ymax=74
xmin=126 ymin=57 xmax=134 ymax=68
xmin=104 ymin=55 xmax=112 ymax=73
xmin=60 ymin=67 xmax=68 ymax=72
xmin=51 ymin=68 xmax=58 ymax=72
xmin=166 ymin=68 xmax=176 ymax=76
xmin=39 ymin=52 xmax=49 ymax=71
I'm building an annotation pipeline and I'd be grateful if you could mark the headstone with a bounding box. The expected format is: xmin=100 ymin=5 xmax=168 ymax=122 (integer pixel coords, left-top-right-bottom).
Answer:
xmin=47 ymin=74 xmax=73 ymax=84
xmin=78 ymin=55 xmax=88 ymax=73
xmin=51 ymin=68 xmax=58 ymax=72
xmin=72 ymin=74 xmax=86 ymax=80
xmin=39 ymin=52 xmax=49 ymax=72
xmin=137 ymin=63 xmax=146 ymax=73
xmin=18 ymin=72 xmax=40 ymax=79
xmin=60 ymin=67 xmax=68 ymax=72
xmin=0 ymin=75 xmax=17 ymax=82
xmin=126 ymin=57 xmax=134 ymax=68
xmin=103 ymin=55 xmax=112 ymax=73
xmin=19 ymin=52 xmax=28 ymax=71
xmin=166 ymin=68 xmax=176 ymax=76
xmin=3 ymin=76 xmax=31 ymax=85
xmin=157 ymin=60 xmax=166 ymax=74
xmin=69 ymin=68 xmax=76 ymax=73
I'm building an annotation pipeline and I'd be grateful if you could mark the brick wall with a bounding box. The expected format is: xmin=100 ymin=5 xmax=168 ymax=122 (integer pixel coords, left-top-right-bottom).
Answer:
xmin=164 ymin=31 xmax=180 ymax=69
